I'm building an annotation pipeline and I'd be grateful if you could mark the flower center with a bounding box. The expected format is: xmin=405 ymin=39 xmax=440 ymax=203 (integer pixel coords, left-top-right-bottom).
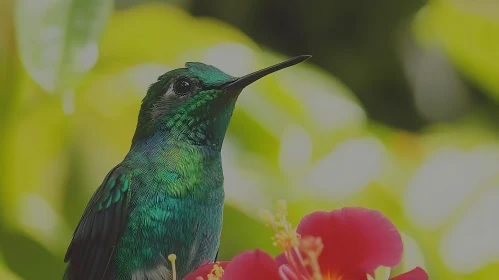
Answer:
xmin=195 ymin=262 xmax=224 ymax=280
xmin=262 ymin=200 xmax=324 ymax=280
xmin=322 ymin=273 xmax=344 ymax=280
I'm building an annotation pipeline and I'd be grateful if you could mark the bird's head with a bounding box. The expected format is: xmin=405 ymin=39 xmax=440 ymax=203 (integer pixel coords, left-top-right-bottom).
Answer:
xmin=131 ymin=55 xmax=311 ymax=148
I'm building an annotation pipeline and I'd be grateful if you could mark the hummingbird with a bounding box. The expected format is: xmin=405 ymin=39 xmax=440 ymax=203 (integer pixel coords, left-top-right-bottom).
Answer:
xmin=63 ymin=55 xmax=311 ymax=280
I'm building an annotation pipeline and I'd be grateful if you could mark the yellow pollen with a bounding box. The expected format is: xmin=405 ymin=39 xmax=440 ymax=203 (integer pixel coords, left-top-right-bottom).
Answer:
xmin=261 ymin=200 xmax=325 ymax=280
xmin=168 ymin=254 xmax=177 ymax=280
xmin=206 ymin=262 xmax=224 ymax=280
xmin=261 ymin=200 xmax=300 ymax=252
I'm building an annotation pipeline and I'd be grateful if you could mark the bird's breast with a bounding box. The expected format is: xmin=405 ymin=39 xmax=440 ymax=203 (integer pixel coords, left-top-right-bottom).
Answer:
xmin=116 ymin=193 xmax=224 ymax=279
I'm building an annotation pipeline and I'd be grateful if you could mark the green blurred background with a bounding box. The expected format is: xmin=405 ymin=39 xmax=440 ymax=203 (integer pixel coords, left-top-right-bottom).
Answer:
xmin=1 ymin=0 xmax=499 ymax=279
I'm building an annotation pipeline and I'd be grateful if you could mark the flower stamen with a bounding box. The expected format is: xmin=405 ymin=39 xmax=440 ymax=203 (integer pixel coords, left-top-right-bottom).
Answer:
xmin=207 ymin=262 xmax=224 ymax=280
xmin=261 ymin=200 xmax=324 ymax=280
xmin=195 ymin=262 xmax=224 ymax=280
xmin=299 ymin=236 xmax=323 ymax=280
xmin=168 ymin=254 xmax=177 ymax=280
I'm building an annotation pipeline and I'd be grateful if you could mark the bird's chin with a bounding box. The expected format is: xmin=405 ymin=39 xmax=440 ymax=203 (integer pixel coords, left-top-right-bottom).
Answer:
xmin=224 ymin=88 xmax=244 ymax=97
xmin=214 ymin=90 xmax=242 ymax=108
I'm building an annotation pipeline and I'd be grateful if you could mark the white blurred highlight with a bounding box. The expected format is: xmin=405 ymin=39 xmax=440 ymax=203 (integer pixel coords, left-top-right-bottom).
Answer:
xmin=202 ymin=43 xmax=256 ymax=77
xmin=222 ymin=139 xmax=270 ymax=216
xmin=405 ymin=147 xmax=499 ymax=229
xmin=237 ymin=87 xmax=295 ymax=138
xmin=63 ymin=90 xmax=75 ymax=115
xmin=307 ymin=91 xmax=366 ymax=131
xmin=441 ymin=188 xmax=499 ymax=273
xmin=17 ymin=193 xmax=71 ymax=253
xmin=73 ymin=42 xmax=99 ymax=74
xmin=18 ymin=193 xmax=57 ymax=234
xmin=277 ymin=72 xmax=366 ymax=132
xmin=402 ymin=44 xmax=470 ymax=122
xmin=279 ymin=124 xmax=312 ymax=176
xmin=306 ymin=138 xmax=385 ymax=199
xmin=125 ymin=63 xmax=172 ymax=94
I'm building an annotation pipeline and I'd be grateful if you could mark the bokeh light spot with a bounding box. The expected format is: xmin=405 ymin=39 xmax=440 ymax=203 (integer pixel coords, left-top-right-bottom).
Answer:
xmin=307 ymin=137 xmax=385 ymax=199
xmin=440 ymin=187 xmax=499 ymax=273
xmin=405 ymin=147 xmax=499 ymax=229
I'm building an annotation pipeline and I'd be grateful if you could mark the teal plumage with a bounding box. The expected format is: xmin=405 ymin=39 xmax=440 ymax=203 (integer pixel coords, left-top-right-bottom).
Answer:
xmin=63 ymin=56 xmax=310 ymax=280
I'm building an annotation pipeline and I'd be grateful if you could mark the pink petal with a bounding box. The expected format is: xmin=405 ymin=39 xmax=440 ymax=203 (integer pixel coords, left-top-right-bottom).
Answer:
xmin=389 ymin=267 xmax=428 ymax=280
xmin=183 ymin=261 xmax=229 ymax=280
xmin=295 ymin=207 xmax=403 ymax=278
xmin=222 ymin=249 xmax=280 ymax=280
xmin=275 ymin=253 xmax=287 ymax=266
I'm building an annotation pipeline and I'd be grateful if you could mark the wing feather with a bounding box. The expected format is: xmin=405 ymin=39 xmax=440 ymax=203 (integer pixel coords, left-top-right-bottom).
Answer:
xmin=64 ymin=165 xmax=131 ymax=280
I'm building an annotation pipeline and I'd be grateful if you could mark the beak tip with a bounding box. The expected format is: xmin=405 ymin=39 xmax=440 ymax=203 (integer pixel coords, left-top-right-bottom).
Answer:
xmin=223 ymin=54 xmax=313 ymax=89
xmin=298 ymin=54 xmax=312 ymax=61
xmin=287 ymin=54 xmax=312 ymax=66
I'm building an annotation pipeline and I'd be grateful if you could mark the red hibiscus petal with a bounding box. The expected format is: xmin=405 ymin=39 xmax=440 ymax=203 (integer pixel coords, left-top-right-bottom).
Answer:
xmin=296 ymin=207 xmax=403 ymax=278
xmin=222 ymin=249 xmax=280 ymax=280
xmin=275 ymin=253 xmax=287 ymax=267
xmin=183 ymin=261 xmax=229 ymax=280
xmin=389 ymin=267 xmax=428 ymax=280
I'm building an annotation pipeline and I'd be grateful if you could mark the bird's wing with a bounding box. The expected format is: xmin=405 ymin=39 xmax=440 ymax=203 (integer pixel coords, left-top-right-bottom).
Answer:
xmin=64 ymin=165 xmax=131 ymax=280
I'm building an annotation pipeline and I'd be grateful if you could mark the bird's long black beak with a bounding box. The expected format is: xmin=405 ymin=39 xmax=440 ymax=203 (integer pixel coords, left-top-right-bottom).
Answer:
xmin=222 ymin=55 xmax=312 ymax=89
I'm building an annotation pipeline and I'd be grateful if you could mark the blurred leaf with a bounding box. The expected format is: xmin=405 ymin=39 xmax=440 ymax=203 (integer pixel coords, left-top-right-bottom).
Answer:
xmin=96 ymin=3 xmax=257 ymax=70
xmin=15 ymin=0 xmax=113 ymax=93
xmin=1 ymin=231 xmax=64 ymax=280
xmin=0 ymin=253 xmax=22 ymax=280
xmin=414 ymin=0 xmax=499 ymax=101
xmin=219 ymin=205 xmax=278 ymax=259
xmin=0 ymin=0 xmax=15 ymax=104
xmin=0 ymin=0 xmax=14 ymax=152
xmin=0 ymin=85 xmax=73 ymax=264
xmin=116 ymin=0 xmax=192 ymax=10
xmin=0 ymin=0 xmax=12 ymax=74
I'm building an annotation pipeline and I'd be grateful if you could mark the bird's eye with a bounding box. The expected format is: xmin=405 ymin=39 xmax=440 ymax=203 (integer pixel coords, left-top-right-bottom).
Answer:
xmin=173 ymin=78 xmax=193 ymax=95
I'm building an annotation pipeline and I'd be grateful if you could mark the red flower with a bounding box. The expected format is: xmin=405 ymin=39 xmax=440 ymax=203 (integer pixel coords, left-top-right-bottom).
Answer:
xmin=183 ymin=261 xmax=229 ymax=280
xmin=389 ymin=267 xmax=428 ymax=280
xmin=278 ymin=207 xmax=405 ymax=278
xmin=185 ymin=206 xmax=428 ymax=280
